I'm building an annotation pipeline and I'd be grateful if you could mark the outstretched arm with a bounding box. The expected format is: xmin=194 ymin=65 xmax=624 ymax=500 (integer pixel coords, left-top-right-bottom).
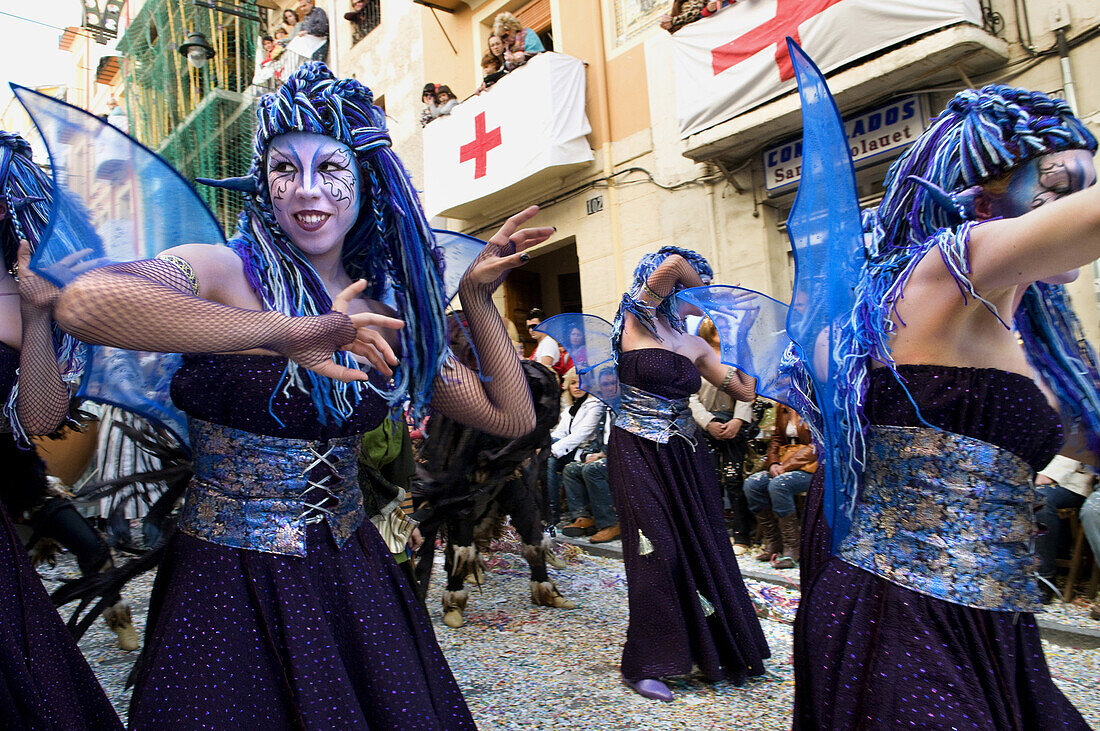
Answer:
xmin=52 ymin=246 xmax=401 ymax=383
xmin=430 ymin=206 xmax=554 ymax=438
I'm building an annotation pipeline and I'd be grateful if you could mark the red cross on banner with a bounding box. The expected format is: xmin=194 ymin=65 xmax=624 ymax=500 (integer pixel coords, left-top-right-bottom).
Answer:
xmin=459 ymin=112 xmax=503 ymax=179
xmin=711 ymin=0 xmax=845 ymax=80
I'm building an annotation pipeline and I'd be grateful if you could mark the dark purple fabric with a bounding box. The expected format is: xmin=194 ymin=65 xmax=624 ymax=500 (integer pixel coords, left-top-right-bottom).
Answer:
xmin=131 ymin=354 xmax=475 ymax=729
xmin=0 ymin=345 xmax=121 ymax=730
xmin=607 ymin=349 xmax=769 ymax=684
xmin=794 ymin=365 xmax=1088 ymax=730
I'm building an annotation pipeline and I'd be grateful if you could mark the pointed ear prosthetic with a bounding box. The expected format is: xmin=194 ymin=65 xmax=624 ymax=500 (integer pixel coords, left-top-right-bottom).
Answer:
xmin=195 ymin=175 xmax=259 ymax=193
xmin=905 ymin=176 xmax=967 ymax=225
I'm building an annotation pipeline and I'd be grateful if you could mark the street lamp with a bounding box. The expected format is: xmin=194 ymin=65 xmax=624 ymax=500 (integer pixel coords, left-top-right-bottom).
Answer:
xmin=178 ymin=31 xmax=215 ymax=69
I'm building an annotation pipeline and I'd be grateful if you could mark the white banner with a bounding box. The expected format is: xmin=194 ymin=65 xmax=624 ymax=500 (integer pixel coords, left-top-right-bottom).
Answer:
xmin=673 ymin=0 xmax=982 ymax=138
xmin=422 ymin=53 xmax=594 ymax=219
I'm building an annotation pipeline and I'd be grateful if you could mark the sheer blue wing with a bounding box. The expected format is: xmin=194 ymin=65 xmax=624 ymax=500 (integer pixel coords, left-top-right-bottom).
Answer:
xmin=784 ymin=40 xmax=865 ymax=550
xmin=14 ymin=84 xmax=227 ymax=449
xmin=673 ymin=285 xmax=795 ymax=406
xmin=431 ymin=229 xmax=485 ymax=304
xmin=534 ymin=313 xmax=620 ymax=413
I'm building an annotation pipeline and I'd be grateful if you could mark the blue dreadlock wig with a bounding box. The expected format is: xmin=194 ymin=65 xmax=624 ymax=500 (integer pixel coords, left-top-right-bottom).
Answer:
xmin=215 ymin=63 xmax=449 ymax=425
xmin=0 ymin=131 xmax=86 ymax=437
xmin=833 ymin=85 xmax=1100 ymax=485
xmin=611 ymin=245 xmax=713 ymax=356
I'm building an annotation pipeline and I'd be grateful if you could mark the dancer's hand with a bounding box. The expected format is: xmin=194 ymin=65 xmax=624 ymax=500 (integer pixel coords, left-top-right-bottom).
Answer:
xmin=17 ymin=241 xmax=104 ymax=311
xmin=461 ymin=205 xmax=555 ymax=291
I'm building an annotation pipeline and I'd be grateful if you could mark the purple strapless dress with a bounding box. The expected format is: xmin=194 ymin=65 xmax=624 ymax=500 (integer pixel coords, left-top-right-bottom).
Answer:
xmin=795 ymin=365 xmax=1090 ymax=729
xmin=128 ymin=353 xmax=475 ymax=730
xmin=0 ymin=343 xmax=122 ymax=730
xmin=607 ymin=349 xmax=770 ymax=684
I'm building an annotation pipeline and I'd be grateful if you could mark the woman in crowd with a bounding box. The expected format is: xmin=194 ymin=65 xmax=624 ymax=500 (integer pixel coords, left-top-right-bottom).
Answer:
xmin=420 ymin=82 xmax=438 ymax=127
xmin=742 ymin=402 xmax=814 ymax=569
xmin=0 ymin=132 xmax=122 ymax=728
xmin=41 ymin=63 xmax=550 ymax=729
xmin=794 ymin=85 xmax=1098 ymax=728
xmin=434 ymin=85 xmax=458 ymax=117
xmin=547 ymin=368 xmax=605 ymax=526
xmin=281 ymin=7 xmax=300 ymax=40
xmin=608 ymin=246 xmax=769 ymax=701
xmin=493 ymin=12 xmax=544 ymax=70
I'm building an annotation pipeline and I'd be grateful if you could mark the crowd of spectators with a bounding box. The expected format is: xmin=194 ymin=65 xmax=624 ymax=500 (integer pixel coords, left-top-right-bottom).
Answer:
xmin=420 ymin=84 xmax=458 ymax=127
xmin=660 ymin=0 xmax=736 ymax=33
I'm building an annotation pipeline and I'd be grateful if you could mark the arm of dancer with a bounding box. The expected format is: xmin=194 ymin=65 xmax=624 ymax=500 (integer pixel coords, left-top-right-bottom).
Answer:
xmin=14 ymin=240 xmax=73 ymax=434
xmin=693 ymin=342 xmax=756 ymax=402
xmin=430 ymin=206 xmax=554 ymax=439
xmin=636 ymin=253 xmax=706 ymax=308
xmin=52 ymin=244 xmax=402 ymax=383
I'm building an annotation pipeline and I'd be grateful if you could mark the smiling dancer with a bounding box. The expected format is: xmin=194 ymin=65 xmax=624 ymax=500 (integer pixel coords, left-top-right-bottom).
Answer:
xmin=794 ymin=87 xmax=1099 ymax=729
xmin=608 ymin=246 xmax=769 ymax=701
xmin=34 ymin=64 xmax=549 ymax=729
xmin=0 ymin=132 xmax=122 ymax=729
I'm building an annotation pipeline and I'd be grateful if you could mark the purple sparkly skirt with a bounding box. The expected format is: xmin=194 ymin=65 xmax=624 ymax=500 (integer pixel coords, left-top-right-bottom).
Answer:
xmin=128 ymin=521 xmax=475 ymax=730
xmin=0 ymin=498 xmax=121 ymax=730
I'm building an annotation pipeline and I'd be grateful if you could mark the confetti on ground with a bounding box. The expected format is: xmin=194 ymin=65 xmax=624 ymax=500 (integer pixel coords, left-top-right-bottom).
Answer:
xmin=32 ymin=533 xmax=1100 ymax=728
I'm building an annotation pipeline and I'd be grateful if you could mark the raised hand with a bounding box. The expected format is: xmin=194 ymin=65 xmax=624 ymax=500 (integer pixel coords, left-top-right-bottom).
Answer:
xmin=461 ymin=205 xmax=555 ymax=291
xmin=17 ymin=241 xmax=104 ymax=312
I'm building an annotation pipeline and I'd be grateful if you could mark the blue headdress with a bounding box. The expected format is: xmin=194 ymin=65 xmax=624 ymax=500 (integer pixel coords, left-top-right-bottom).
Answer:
xmin=836 ymin=85 xmax=1100 ymax=493
xmin=0 ymin=132 xmax=86 ymax=439
xmin=208 ymin=63 xmax=449 ymax=425
xmin=611 ymin=245 xmax=713 ymax=355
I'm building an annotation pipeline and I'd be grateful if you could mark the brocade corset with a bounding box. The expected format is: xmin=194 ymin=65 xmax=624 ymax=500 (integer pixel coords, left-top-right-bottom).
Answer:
xmin=836 ymin=425 xmax=1041 ymax=612
xmin=614 ymin=382 xmax=697 ymax=445
xmin=179 ymin=418 xmax=364 ymax=556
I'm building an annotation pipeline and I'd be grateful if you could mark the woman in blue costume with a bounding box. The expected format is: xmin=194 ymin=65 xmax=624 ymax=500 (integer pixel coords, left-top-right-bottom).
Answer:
xmin=0 ymin=133 xmax=122 ymax=728
xmin=793 ymin=86 xmax=1099 ymax=728
xmin=608 ymin=246 xmax=769 ymax=701
xmin=36 ymin=64 xmax=551 ymax=729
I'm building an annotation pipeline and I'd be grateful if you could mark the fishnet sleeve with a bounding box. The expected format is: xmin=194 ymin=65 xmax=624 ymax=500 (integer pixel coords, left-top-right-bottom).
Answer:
xmin=53 ymin=259 xmax=356 ymax=369
xmin=718 ymin=366 xmax=757 ymax=403
xmin=430 ymin=242 xmax=536 ymax=439
xmin=14 ymin=304 xmax=73 ymax=435
xmin=642 ymin=254 xmax=705 ymax=302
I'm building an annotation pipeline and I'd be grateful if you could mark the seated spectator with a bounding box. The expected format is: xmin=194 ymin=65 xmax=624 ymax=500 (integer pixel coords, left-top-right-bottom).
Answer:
xmin=700 ymin=0 xmax=735 ymax=16
xmin=1035 ymin=454 xmax=1095 ymax=601
xmin=434 ymin=85 xmax=458 ymax=117
xmin=419 ymin=82 xmax=438 ymax=127
xmin=344 ymin=0 xmax=377 ymax=45
xmin=1077 ymin=490 xmax=1100 ymax=619
xmin=659 ymin=0 xmax=705 ymax=33
xmin=493 ymin=12 xmax=544 ymax=70
xmin=742 ymin=403 xmax=815 ymax=569
xmin=562 ymin=369 xmax=619 ymax=543
xmin=476 ymin=52 xmax=506 ymax=94
xmin=546 ymin=369 xmax=605 ymax=526
xmin=690 ymin=319 xmax=755 ymax=555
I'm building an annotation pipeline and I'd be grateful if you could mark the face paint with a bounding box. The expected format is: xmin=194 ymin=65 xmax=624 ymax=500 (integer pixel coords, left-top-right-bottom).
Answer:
xmin=266 ymin=131 xmax=360 ymax=258
xmin=988 ymin=149 xmax=1097 ymax=219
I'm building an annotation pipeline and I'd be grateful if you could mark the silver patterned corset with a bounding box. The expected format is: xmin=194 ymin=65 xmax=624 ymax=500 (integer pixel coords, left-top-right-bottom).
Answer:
xmin=179 ymin=418 xmax=364 ymax=557
xmin=614 ymin=382 xmax=697 ymax=445
xmin=836 ymin=425 xmax=1041 ymax=612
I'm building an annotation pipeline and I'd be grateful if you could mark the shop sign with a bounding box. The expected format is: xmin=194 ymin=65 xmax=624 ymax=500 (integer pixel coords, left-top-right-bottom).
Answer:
xmin=763 ymin=95 xmax=930 ymax=195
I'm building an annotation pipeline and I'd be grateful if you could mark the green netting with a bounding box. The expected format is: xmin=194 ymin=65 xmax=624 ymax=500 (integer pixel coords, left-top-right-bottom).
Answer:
xmin=118 ymin=0 xmax=261 ymax=231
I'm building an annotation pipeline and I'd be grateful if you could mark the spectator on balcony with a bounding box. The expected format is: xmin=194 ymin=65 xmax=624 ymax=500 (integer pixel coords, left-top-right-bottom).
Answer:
xmin=419 ymin=83 xmax=438 ymax=127
xmin=700 ymin=0 xmax=735 ymax=17
xmin=295 ymin=0 xmax=329 ymax=62
xmin=487 ymin=34 xmax=508 ymax=71
xmin=476 ymin=52 xmax=506 ymax=95
xmin=493 ymin=12 xmax=544 ymax=70
xmin=252 ymin=36 xmax=285 ymax=91
xmin=344 ymin=0 xmax=378 ymax=45
xmin=434 ymin=85 xmax=458 ymax=117
xmin=659 ymin=0 xmax=705 ymax=33
xmin=279 ymin=8 xmax=299 ymax=43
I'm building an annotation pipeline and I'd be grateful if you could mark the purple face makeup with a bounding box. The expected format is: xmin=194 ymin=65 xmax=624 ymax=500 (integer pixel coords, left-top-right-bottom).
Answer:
xmin=266 ymin=132 xmax=360 ymax=257
xmin=990 ymin=149 xmax=1097 ymax=219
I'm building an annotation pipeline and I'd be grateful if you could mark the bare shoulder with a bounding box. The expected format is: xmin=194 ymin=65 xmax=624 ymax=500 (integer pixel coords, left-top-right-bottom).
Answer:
xmin=157 ymin=244 xmax=251 ymax=304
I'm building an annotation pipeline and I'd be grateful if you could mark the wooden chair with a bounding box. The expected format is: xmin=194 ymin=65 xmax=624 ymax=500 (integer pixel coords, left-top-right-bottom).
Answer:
xmin=1058 ymin=506 xmax=1099 ymax=603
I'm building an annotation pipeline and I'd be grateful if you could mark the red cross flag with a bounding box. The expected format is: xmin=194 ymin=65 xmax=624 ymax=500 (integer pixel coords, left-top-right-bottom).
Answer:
xmin=422 ymin=53 xmax=593 ymax=219
xmin=673 ymin=0 xmax=982 ymax=138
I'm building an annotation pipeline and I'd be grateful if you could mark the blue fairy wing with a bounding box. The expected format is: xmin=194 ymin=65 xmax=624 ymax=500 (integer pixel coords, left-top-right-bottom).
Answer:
xmin=431 ymin=229 xmax=485 ymax=304
xmin=784 ymin=39 xmax=866 ymax=549
xmin=14 ymin=84 xmax=228 ymax=449
xmin=533 ymin=313 xmax=620 ymax=413
xmin=673 ymin=285 xmax=794 ymax=406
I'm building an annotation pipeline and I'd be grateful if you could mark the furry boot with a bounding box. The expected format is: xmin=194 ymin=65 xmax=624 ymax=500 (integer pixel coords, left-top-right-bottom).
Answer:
xmin=441 ymin=589 xmax=469 ymax=628
xmin=103 ymin=602 xmax=140 ymax=651
xmin=529 ymin=580 xmax=575 ymax=609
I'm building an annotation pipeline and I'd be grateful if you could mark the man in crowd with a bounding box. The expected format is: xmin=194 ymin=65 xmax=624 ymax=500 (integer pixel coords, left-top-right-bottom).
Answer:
xmin=296 ymin=0 xmax=329 ymax=62
xmin=526 ymin=308 xmax=562 ymax=370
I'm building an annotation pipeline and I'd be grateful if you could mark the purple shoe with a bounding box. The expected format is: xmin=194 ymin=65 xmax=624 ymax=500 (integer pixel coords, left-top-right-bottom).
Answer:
xmin=626 ymin=678 xmax=674 ymax=701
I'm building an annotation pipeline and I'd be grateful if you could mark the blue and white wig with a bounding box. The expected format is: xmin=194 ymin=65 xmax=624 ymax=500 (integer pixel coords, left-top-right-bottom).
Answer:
xmin=0 ymin=132 xmax=86 ymax=437
xmin=834 ymin=85 xmax=1100 ymax=482
xmin=611 ymin=245 xmax=713 ymax=355
xmin=213 ymin=63 xmax=449 ymax=425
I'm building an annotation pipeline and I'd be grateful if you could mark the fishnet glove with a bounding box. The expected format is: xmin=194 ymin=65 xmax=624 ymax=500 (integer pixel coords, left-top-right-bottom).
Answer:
xmin=641 ymin=254 xmax=705 ymax=302
xmin=54 ymin=259 xmax=358 ymax=376
xmin=430 ymin=207 xmax=553 ymax=438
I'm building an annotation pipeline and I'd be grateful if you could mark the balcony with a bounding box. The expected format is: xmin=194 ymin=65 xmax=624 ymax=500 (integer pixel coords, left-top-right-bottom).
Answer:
xmin=420 ymin=52 xmax=594 ymax=221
